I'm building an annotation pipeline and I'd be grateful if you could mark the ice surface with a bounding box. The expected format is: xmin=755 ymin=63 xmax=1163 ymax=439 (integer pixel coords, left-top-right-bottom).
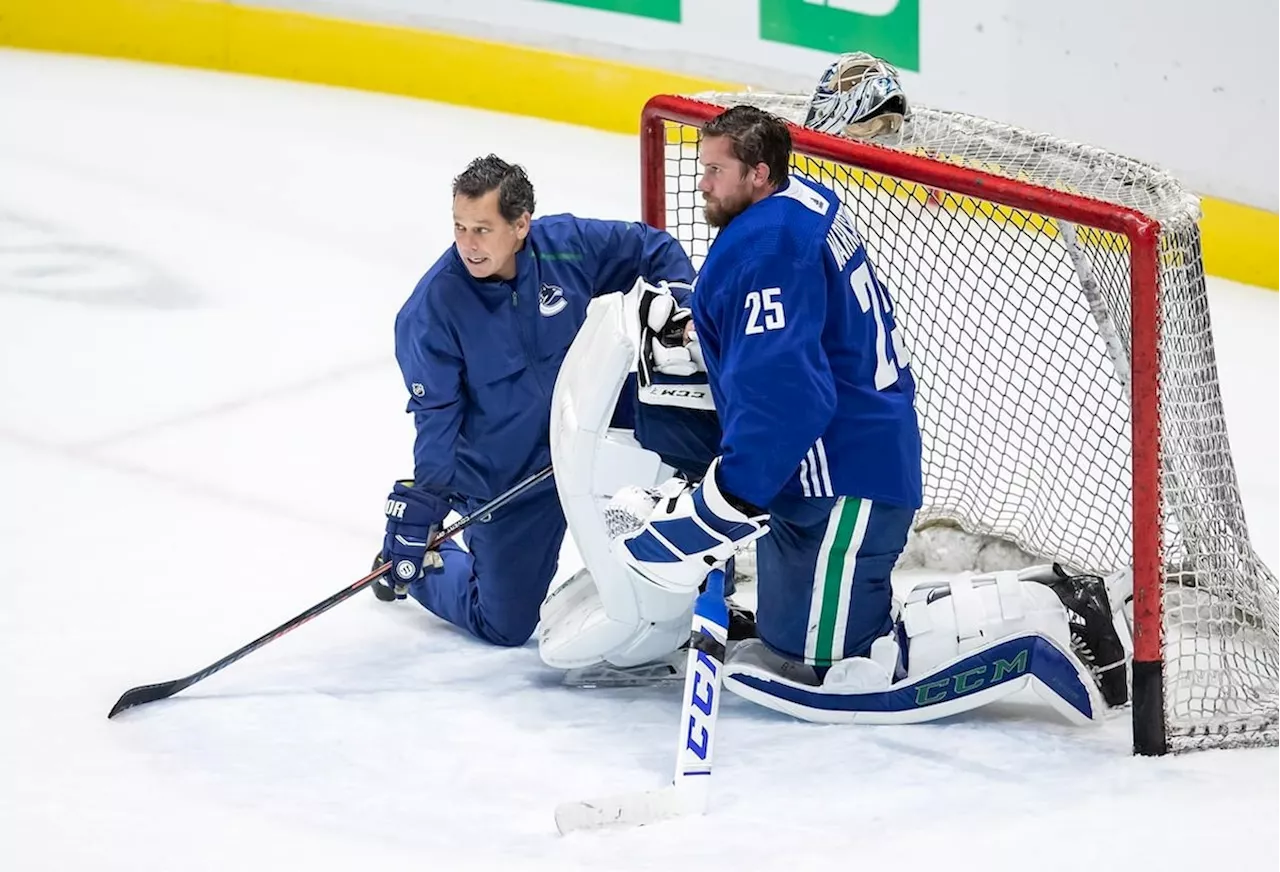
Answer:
xmin=1 ymin=49 xmax=1275 ymax=872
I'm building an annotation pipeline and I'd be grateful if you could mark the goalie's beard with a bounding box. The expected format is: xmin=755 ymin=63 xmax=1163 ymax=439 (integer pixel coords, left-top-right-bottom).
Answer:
xmin=703 ymin=189 xmax=754 ymax=229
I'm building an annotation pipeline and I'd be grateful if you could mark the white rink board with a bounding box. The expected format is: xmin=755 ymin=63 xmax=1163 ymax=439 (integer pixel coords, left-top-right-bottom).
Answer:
xmin=255 ymin=0 xmax=1278 ymax=210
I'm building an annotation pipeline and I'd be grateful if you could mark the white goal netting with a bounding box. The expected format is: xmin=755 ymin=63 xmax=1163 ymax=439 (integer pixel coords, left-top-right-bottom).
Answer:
xmin=647 ymin=92 xmax=1278 ymax=752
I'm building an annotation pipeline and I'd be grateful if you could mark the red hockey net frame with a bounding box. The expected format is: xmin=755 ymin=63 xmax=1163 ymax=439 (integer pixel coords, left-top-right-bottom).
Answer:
xmin=639 ymin=94 xmax=1169 ymax=753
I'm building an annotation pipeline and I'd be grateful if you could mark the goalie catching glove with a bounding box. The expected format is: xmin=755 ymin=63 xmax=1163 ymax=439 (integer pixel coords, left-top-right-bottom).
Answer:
xmin=613 ymin=457 xmax=770 ymax=592
xmin=639 ymin=282 xmax=703 ymax=377
xmin=634 ymin=278 xmax=714 ymax=412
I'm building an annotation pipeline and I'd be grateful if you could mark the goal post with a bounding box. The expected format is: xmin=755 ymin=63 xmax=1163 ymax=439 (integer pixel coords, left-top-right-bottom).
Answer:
xmin=639 ymin=93 xmax=1278 ymax=755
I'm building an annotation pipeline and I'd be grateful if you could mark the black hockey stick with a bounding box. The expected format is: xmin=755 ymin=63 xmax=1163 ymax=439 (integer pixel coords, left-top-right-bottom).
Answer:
xmin=107 ymin=464 xmax=554 ymax=719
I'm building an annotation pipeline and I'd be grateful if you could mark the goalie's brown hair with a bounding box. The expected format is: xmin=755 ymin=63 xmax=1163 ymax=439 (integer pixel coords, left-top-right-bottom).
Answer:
xmin=701 ymin=106 xmax=791 ymax=187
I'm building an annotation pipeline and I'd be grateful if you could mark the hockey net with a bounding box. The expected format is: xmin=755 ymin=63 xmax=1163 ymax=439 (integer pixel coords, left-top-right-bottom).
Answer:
xmin=640 ymin=93 xmax=1278 ymax=754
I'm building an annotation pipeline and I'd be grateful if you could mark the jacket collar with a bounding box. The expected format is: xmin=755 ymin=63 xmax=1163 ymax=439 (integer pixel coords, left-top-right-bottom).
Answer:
xmin=448 ymin=239 xmax=537 ymax=310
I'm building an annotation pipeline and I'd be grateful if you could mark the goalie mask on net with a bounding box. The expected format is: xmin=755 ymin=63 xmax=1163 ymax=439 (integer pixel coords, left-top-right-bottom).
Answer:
xmin=804 ymin=51 xmax=909 ymax=139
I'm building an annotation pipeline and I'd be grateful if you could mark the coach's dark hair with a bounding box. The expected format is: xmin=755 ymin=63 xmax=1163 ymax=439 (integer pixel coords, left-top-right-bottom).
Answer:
xmin=701 ymin=106 xmax=791 ymax=186
xmin=452 ymin=154 xmax=536 ymax=222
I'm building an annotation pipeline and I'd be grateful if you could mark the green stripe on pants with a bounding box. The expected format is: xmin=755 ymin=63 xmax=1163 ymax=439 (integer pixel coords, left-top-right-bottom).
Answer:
xmin=809 ymin=497 xmax=864 ymax=665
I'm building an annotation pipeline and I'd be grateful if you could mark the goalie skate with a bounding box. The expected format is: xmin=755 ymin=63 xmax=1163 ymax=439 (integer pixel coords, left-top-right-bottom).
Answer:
xmin=1043 ymin=564 xmax=1132 ymax=707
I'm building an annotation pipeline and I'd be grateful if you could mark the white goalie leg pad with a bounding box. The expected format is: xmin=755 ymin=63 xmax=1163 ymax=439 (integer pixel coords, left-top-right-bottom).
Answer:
xmin=900 ymin=565 xmax=1104 ymax=723
xmin=539 ymin=290 xmax=693 ymax=670
xmin=902 ymin=567 xmax=1072 ymax=671
xmin=724 ymin=566 xmax=1105 ymax=725
xmin=601 ymin=607 xmax=695 ymax=669
xmin=540 ymin=570 xmax=694 ymax=670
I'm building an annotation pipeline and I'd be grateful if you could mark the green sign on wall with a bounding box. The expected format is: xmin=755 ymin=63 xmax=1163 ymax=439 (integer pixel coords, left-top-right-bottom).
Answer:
xmin=539 ymin=1 xmax=919 ymax=71
xmin=544 ymin=0 xmax=681 ymax=23
xmin=760 ymin=0 xmax=920 ymax=71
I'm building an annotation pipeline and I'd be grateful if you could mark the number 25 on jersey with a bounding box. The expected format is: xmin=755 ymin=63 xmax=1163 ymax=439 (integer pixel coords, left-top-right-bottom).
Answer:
xmin=850 ymin=261 xmax=909 ymax=390
xmin=744 ymin=287 xmax=785 ymax=335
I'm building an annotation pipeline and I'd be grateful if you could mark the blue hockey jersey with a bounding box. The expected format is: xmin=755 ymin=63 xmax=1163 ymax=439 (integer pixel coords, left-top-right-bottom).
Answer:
xmin=396 ymin=215 xmax=693 ymax=503
xmin=691 ymin=176 xmax=922 ymax=510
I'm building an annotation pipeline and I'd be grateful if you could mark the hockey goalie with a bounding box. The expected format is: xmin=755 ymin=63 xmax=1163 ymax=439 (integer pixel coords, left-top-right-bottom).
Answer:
xmin=537 ymin=53 xmax=1131 ymax=726
xmin=538 ymin=279 xmax=1130 ymax=725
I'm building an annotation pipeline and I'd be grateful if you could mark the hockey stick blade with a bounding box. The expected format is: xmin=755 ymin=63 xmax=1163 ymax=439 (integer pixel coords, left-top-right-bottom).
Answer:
xmin=108 ymin=465 xmax=553 ymax=719
xmin=555 ymin=785 xmax=698 ymax=834
xmin=106 ymin=564 xmax=389 ymax=719
xmin=108 ymin=679 xmax=197 ymax=719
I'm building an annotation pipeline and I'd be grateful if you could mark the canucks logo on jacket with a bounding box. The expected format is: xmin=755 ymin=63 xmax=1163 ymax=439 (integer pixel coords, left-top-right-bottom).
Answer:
xmin=690 ymin=176 xmax=923 ymax=511
xmin=539 ymin=283 xmax=567 ymax=317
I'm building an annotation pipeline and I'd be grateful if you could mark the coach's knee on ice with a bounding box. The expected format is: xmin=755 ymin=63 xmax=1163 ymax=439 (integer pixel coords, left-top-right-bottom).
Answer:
xmin=470 ymin=607 xmax=540 ymax=648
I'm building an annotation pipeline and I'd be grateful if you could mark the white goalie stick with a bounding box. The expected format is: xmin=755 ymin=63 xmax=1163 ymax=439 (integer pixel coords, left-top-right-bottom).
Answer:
xmin=1057 ymin=221 xmax=1131 ymax=394
xmin=554 ymin=568 xmax=731 ymax=834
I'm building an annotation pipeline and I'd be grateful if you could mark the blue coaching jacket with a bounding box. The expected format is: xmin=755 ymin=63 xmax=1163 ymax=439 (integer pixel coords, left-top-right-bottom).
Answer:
xmin=396 ymin=214 xmax=694 ymax=504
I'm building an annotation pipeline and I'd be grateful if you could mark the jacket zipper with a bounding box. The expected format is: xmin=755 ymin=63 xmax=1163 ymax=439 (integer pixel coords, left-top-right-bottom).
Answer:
xmin=510 ymin=282 xmax=549 ymax=397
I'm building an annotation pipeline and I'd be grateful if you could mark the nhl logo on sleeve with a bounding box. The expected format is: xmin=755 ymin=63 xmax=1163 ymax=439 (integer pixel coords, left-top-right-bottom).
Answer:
xmin=411 ymin=383 xmax=425 ymax=397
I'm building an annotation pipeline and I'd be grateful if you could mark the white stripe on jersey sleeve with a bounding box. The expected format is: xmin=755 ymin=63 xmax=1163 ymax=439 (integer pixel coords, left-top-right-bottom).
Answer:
xmin=799 ymin=452 xmax=813 ymax=497
xmin=813 ymin=438 xmax=834 ymax=497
